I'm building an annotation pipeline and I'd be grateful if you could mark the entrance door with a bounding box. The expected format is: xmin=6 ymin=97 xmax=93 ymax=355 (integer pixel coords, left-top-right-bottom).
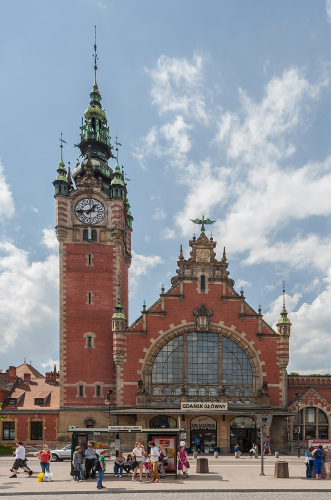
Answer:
xmin=190 ymin=416 xmax=217 ymax=453
xmin=230 ymin=416 xmax=256 ymax=453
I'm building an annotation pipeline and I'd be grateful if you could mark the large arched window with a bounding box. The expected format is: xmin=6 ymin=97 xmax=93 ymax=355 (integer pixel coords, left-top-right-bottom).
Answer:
xmin=150 ymin=415 xmax=177 ymax=428
xmin=294 ymin=407 xmax=329 ymax=440
xmin=151 ymin=332 xmax=253 ymax=392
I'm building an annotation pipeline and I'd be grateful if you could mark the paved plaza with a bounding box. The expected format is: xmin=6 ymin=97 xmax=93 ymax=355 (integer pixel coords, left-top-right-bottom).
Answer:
xmin=1 ymin=454 xmax=331 ymax=498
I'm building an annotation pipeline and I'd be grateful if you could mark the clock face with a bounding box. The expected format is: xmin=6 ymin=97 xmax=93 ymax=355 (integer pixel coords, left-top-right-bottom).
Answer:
xmin=75 ymin=198 xmax=105 ymax=225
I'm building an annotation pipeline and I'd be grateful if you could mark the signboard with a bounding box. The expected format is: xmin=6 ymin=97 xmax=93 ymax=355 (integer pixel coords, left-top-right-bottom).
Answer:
xmin=108 ymin=426 xmax=142 ymax=432
xmin=152 ymin=435 xmax=176 ymax=472
xmin=181 ymin=402 xmax=228 ymax=411
xmin=255 ymin=414 xmax=273 ymax=428
xmin=191 ymin=416 xmax=217 ymax=430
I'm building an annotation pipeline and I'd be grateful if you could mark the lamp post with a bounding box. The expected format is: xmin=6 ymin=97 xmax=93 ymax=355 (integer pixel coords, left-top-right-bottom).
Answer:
xmin=104 ymin=389 xmax=113 ymax=452
xmin=294 ymin=392 xmax=302 ymax=458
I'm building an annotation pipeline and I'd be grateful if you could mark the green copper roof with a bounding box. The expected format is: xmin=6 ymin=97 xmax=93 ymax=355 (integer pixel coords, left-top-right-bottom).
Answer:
xmin=111 ymin=160 xmax=124 ymax=186
xmin=112 ymin=297 xmax=126 ymax=320
xmin=277 ymin=305 xmax=291 ymax=324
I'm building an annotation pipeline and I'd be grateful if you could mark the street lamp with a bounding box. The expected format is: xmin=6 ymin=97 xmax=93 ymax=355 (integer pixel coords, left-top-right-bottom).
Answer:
xmin=294 ymin=392 xmax=302 ymax=458
xmin=104 ymin=390 xmax=113 ymax=451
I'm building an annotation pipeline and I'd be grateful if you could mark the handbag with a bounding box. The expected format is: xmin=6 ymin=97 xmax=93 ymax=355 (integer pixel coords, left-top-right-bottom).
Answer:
xmin=131 ymin=460 xmax=139 ymax=469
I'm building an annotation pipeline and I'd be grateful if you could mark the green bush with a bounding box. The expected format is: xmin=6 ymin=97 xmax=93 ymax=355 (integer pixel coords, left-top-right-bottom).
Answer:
xmin=0 ymin=443 xmax=15 ymax=455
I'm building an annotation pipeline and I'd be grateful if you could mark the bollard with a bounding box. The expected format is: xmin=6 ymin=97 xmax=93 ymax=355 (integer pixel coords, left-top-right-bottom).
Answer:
xmin=274 ymin=461 xmax=289 ymax=478
xmin=235 ymin=451 xmax=239 ymax=458
xmin=275 ymin=451 xmax=279 ymax=458
xmin=193 ymin=451 xmax=198 ymax=459
xmin=214 ymin=451 xmax=218 ymax=458
xmin=196 ymin=457 xmax=209 ymax=473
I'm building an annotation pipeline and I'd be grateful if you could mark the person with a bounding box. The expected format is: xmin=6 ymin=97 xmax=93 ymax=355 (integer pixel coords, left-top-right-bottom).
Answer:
xmin=132 ymin=441 xmax=144 ymax=482
xmin=143 ymin=451 xmax=152 ymax=477
xmin=149 ymin=441 xmax=160 ymax=483
xmin=124 ymin=453 xmax=134 ymax=475
xmin=234 ymin=443 xmax=241 ymax=458
xmin=312 ymin=445 xmax=324 ymax=479
xmin=194 ymin=436 xmax=202 ymax=453
xmin=264 ymin=436 xmax=271 ymax=455
xmin=85 ymin=442 xmax=97 ymax=479
xmin=97 ymin=449 xmax=107 ymax=490
xmin=72 ymin=445 xmax=84 ymax=481
xmin=34 ymin=443 xmax=52 ymax=474
xmin=10 ymin=442 xmax=33 ymax=478
xmin=305 ymin=446 xmax=314 ymax=479
xmin=249 ymin=443 xmax=257 ymax=458
xmin=177 ymin=444 xmax=189 ymax=479
xmin=158 ymin=445 xmax=168 ymax=478
xmin=114 ymin=452 xmax=125 ymax=477
xmin=323 ymin=445 xmax=331 ymax=479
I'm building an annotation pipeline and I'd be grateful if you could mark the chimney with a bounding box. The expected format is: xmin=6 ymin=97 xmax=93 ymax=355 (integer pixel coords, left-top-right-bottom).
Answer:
xmin=45 ymin=372 xmax=57 ymax=385
xmin=23 ymin=373 xmax=31 ymax=384
xmin=8 ymin=366 xmax=16 ymax=383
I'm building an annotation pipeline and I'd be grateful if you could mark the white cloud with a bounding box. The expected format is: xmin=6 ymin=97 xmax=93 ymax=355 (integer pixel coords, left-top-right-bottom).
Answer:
xmin=161 ymin=227 xmax=176 ymax=240
xmin=41 ymin=358 xmax=59 ymax=371
xmin=146 ymin=53 xmax=209 ymax=123
xmin=236 ymin=279 xmax=251 ymax=289
xmin=129 ymin=251 xmax=164 ymax=297
xmin=152 ymin=208 xmax=166 ymax=220
xmin=42 ymin=228 xmax=58 ymax=251
xmin=0 ymin=241 xmax=59 ymax=368
xmin=30 ymin=206 xmax=39 ymax=213
xmin=326 ymin=0 xmax=331 ymax=24
xmin=0 ymin=161 xmax=14 ymax=220
xmin=215 ymin=67 xmax=327 ymax=164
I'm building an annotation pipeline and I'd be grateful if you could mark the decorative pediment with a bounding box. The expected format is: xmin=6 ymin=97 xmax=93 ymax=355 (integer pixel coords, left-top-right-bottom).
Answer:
xmin=288 ymin=388 xmax=330 ymax=410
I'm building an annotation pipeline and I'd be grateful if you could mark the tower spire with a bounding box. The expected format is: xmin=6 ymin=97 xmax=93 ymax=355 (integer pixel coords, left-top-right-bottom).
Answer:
xmin=93 ymin=25 xmax=98 ymax=86
xmin=277 ymin=280 xmax=291 ymax=325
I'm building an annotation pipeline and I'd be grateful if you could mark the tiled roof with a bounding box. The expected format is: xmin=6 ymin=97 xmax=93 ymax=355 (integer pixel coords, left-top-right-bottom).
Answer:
xmin=2 ymin=378 xmax=60 ymax=411
xmin=16 ymin=363 xmax=44 ymax=379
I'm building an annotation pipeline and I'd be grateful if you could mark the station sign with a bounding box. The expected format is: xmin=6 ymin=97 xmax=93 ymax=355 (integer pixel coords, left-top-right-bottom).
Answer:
xmin=181 ymin=402 xmax=228 ymax=411
xmin=108 ymin=426 xmax=142 ymax=432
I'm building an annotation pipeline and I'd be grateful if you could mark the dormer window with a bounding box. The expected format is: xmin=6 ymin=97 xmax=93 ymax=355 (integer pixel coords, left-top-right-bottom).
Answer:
xmin=8 ymin=398 xmax=17 ymax=406
xmin=34 ymin=398 xmax=44 ymax=406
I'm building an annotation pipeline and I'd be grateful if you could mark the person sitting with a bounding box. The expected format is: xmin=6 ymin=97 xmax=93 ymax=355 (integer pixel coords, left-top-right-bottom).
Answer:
xmin=114 ymin=452 xmax=125 ymax=477
xmin=124 ymin=454 xmax=134 ymax=475
xmin=234 ymin=443 xmax=241 ymax=458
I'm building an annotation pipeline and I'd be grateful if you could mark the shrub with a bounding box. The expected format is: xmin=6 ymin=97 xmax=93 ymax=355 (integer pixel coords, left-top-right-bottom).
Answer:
xmin=0 ymin=443 xmax=15 ymax=456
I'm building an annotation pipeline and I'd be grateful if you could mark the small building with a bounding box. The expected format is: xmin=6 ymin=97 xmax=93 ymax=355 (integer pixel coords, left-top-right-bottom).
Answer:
xmin=0 ymin=363 xmax=59 ymax=447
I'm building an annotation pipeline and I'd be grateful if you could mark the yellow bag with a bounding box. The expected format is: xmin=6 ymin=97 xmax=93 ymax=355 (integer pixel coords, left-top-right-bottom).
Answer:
xmin=37 ymin=472 xmax=44 ymax=482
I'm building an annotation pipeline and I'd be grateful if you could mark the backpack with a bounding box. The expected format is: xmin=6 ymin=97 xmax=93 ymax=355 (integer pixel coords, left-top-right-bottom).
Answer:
xmin=159 ymin=452 xmax=165 ymax=461
xmin=94 ymin=457 xmax=102 ymax=471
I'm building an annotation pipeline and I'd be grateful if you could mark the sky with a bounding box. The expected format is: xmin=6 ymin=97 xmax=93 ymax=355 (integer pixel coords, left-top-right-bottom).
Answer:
xmin=1 ymin=0 xmax=331 ymax=375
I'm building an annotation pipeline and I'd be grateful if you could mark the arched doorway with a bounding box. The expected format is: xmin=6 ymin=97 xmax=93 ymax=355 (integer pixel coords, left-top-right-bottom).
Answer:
xmin=190 ymin=416 xmax=217 ymax=453
xmin=230 ymin=416 xmax=256 ymax=453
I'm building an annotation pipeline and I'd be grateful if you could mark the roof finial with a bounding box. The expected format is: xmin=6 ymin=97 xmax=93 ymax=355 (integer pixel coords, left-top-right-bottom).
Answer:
xmin=115 ymin=136 xmax=122 ymax=164
xmin=59 ymin=132 xmax=67 ymax=162
xmin=282 ymin=279 xmax=286 ymax=308
xmin=93 ymin=25 xmax=98 ymax=86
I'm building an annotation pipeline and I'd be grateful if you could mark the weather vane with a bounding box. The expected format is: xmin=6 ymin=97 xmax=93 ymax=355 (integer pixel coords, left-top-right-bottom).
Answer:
xmin=189 ymin=215 xmax=216 ymax=233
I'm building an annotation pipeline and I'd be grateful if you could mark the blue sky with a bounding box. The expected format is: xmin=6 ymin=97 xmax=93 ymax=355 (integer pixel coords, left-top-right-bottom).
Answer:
xmin=1 ymin=0 xmax=331 ymax=375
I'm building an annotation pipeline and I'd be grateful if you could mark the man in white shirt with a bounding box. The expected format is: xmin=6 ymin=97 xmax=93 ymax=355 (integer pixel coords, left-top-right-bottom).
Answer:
xmin=148 ymin=441 xmax=160 ymax=483
xmin=10 ymin=442 xmax=33 ymax=478
xmin=84 ymin=442 xmax=97 ymax=479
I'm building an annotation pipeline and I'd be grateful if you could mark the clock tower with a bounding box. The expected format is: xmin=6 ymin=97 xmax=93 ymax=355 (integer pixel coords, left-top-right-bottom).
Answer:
xmin=54 ymin=44 xmax=133 ymax=439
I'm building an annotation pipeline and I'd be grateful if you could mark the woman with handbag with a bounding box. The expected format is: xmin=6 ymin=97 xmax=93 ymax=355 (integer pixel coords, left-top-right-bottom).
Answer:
xmin=177 ymin=444 xmax=189 ymax=479
xmin=312 ymin=445 xmax=324 ymax=479
xmin=305 ymin=447 xmax=313 ymax=478
xmin=158 ymin=445 xmax=168 ymax=478
xmin=131 ymin=442 xmax=144 ymax=483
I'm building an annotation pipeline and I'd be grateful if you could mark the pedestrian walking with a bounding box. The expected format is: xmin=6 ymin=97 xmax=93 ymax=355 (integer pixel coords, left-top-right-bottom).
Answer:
xmin=72 ymin=445 xmax=84 ymax=481
xmin=85 ymin=442 xmax=97 ymax=479
xmin=149 ymin=440 xmax=160 ymax=483
xmin=158 ymin=444 xmax=168 ymax=478
xmin=9 ymin=442 xmax=33 ymax=478
xmin=34 ymin=444 xmax=52 ymax=474
xmin=194 ymin=436 xmax=202 ymax=453
xmin=96 ymin=449 xmax=107 ymax=489
xmin=131 ymin=441 xmax=144 ymax=482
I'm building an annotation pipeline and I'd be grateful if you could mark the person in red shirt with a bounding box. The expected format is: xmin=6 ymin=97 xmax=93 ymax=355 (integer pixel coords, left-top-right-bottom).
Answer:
xmin=34 ymin=444 xmax=52 ymax=474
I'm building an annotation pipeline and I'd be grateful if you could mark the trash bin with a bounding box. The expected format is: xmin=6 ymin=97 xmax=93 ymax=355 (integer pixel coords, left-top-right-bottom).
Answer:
xmin=196 ymin=457 xmax=209 ymax=473
xmin=274 ymin=461 xmax=289 ymax=478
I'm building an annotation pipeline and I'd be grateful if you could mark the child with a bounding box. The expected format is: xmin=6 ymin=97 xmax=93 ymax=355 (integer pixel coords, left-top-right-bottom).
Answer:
xmin=124 ymin=454 xmax=134 ymax=476
xmin=143 ymin=452 xmax=152 ymax=478
xmin=97 ymin=450 xmax=107 ymax=490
